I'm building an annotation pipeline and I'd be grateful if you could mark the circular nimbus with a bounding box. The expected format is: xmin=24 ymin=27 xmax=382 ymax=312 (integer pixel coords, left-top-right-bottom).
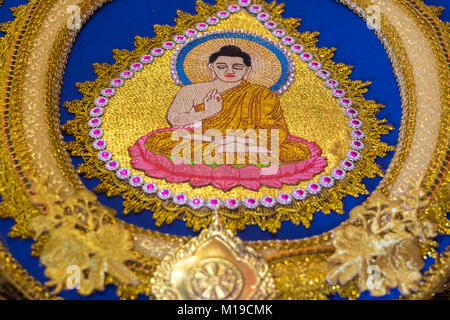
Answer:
xmin=172 ymin=31 xmax=295 ymax=93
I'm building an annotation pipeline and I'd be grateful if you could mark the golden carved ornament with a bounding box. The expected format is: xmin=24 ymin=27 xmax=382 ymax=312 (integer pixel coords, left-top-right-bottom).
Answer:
xmin=28 ymin=176 xmax=139 ymax=295
xmin=151 ymin=215 xmax=276 ymax=300
xmin=327 ymin=180 xmax=438 ymax=296
xmin=0 ymin=0 xmax=448 ymax=300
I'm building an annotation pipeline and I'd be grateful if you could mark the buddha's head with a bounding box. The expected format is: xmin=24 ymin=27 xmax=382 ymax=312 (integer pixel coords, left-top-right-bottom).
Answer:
xmin=208 ymin=45 xmax=252 ymax=83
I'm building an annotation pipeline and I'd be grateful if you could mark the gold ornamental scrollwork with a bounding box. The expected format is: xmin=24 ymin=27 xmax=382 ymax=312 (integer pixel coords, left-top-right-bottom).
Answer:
xmin=28 ymin=176 xmax=139 ymax=295
xmin=151 ymin=215 xmax=276 ymax=300
xmin=0 ymin=0 xmax=448 ymax=300
xmin=327 ymin=181 xmax=438 ymax=296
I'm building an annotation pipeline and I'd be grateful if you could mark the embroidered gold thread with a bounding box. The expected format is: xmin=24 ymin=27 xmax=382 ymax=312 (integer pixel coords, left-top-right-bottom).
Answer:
xmin=44 ymin=0 xmax=113 ymax=193
xmin=0 ymin=1 xmax=46 ymax=239
xmin=0 ymin=241 xmax=58 ymax=299
xmin=0 ymin=0 xmax=58 ymax=299
xmin=340 ymin=0 xmax=449 ymax=235
xmin=63 ymin=0 xmax=393 ymax=233
xmin=399 ymin=0 xmax=450 ymax=235
xmin=339 ymin=0 xmax=449 ymax=297
xmin=103 ymin=15 xmax=348 ymax=199
xmin=404 ymin=246 xmax=450 ymax=299
xmin=0 ymin=0 xmax=447 ymax=300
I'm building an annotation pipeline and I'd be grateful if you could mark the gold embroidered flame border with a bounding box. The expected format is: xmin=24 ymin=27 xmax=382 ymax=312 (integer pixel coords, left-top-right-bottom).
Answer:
xmin=0 ymin=0 xmax=448 ymax=300
xmin=62 ymin=1 xmax=393 ymax=233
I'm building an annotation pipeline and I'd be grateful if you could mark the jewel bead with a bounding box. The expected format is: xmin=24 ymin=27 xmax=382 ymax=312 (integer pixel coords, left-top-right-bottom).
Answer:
xmin=256 ymin=12 xmax=269 ymax=21
xmin=264 ymin=21 xmax=277 ymax=30
xmin=173 ymin=35 xmax=187 ymax=44
xmin=315 ymin=69 xmax=330 ymax=79
xmin=308 ymin=61 xmax=322 ymax=70
xmin=140 ymin=55 xmax=154 ymax=64
xmin=306 ymin=182 xmax=321 ymax=194
xmin=243 ymin=197 xmax=259 ymax=209
xmin=188 ymin=197 xmax=205 ymax=209
xmin=248 ymin=4 xmax=262 ymax=14
xmin=320 ymin=176 xmax=335 ymax=188
xmin=224 ymin=198 xmax=239 ymax=210
xmin=350 ymin=140 xmax=365 ymax=150
xmin=217 ymin=10 xmax=230 ymax=19
xmin=227 ymin=5 xmax=240 ymax=13
xmin=88 ymin=117 xmax=102 ymax=128
xmin=89 ymin=128 xmax=104 ymax=139
xmin=340 ymin=160 xmax=355 ymax=171
xmin=101 ymin=88 xmax=116 ymax=97
xmin=89 ymin=107 xmax=104 ymax=117
xmin=98 ymin=150 xmax=112 ymax=162
xmin=142 ymin=182 xmax=158 ymax=194
xmin=347 ymin=150 xmax=361 ymax=161
xmin=120 ymin=70 xmax=134 ymax=79
xmin=184 ymin=29 xmax=198 ymax=37
xmin=158 ymin=188 xmax=172 ymax=200
xmin=116 ymin=168 xmax=131 ymax=179
xmin=92 ymin=139 xmax=107 ymax=150
xmin=129 ymin=176 xmax=144 ymax=187
xmin=332 ymin=168 xmax=346 ymax=179
xmin=345 ymin=108 xmax=359 ymax=118
xmin=290 ymin=44 xmax=304 ymax=54
xmin=130 ymin=63 xmax=144 ymax=72
xmin=261 ymin=196 xmax=276 ymax=208
xmin=238 ymin=0 xmax=251 ymax=7
xmin=276 ymin=193 xmax=292 ymax=205
xmin=173 ymin=193 xmax=188 ymax=205
xmin=339 ymin=98 xmax=353 ymax=107
xmin=272 ymin=29 xmax=286 ymax=38
xmin=162 ymin=41 xmax=176 ymax=50
xmin=351 ymin=130 xmax=365 ymax=139
xmin=292 ymin=188 xmax=307 ymax=200
xmin=332 ymin=88 xmax=346 ymax=97
xmin=110 ymin=78 xmax=124 ymax=87
xmin=281 ymin=36 xmax=295 ymax=45
xmin=105 ymin=160 xmax=120 ymax=171
xmin=195 ymin=23 xmax=209 ymax=31
xmin=206 ymin=17 xmax=219 ymax=25
xmin=348 ymin=119 xmax=363 ymax=129
xmin=151 ymin=48 xmax=164 ymax=57
xmin=325 ymin=79 xmax=339 ymax=89
xmin=300 ymin=52 xmax=313 ymax=62
xmin=206 ymin=198 xmax=222 ymax=210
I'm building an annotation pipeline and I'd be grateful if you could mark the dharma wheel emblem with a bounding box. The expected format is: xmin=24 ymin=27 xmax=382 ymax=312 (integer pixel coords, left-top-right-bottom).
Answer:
xmin=151 ymin=215 xmax=276 ymax=300
xmin=187 ymin=258 xmax=244 ymax=300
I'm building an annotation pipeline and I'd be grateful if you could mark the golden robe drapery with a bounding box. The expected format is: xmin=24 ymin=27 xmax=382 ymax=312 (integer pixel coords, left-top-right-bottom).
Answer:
xmin=145 ymin=81 xmax=311 ymax=165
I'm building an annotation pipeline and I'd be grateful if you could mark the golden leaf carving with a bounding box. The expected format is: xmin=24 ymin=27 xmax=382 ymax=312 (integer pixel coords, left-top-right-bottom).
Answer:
xmin=327 ymin=180 xmax=438 ymax=296
xmin=28 ymin=177 xmax=139 ymax=295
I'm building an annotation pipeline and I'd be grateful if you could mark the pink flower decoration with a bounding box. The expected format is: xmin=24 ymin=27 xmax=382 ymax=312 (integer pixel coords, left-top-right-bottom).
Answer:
xmin=211 ymin=165 xmax=240 ymax=191
xmin=128 ymin=129 xmax=327 ymax=191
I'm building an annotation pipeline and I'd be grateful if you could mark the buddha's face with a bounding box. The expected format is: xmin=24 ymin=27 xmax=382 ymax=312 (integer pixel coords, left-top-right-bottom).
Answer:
xmin=208 ymin=56 xmax=252 ymax=83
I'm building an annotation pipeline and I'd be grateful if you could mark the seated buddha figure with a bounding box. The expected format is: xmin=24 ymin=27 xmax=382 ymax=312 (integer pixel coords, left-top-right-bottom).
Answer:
xmin=145 ymin=45 xmax=311 ymax=164
xmin=130 ymin=45 xmax=325 ymax=190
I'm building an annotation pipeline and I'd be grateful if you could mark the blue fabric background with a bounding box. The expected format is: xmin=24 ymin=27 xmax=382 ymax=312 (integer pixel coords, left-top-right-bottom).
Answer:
xmin=0 ymin=0 xmax=449 ymax=300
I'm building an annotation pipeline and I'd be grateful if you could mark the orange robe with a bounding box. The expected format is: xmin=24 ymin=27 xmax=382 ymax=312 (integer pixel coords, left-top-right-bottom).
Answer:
xmin=145 ymin=81 xmax=310 ymax=165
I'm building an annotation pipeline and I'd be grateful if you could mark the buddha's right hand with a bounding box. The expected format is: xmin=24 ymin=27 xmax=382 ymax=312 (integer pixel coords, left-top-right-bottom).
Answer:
xmin=203 ymin=89 xmax=223 ymax=117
